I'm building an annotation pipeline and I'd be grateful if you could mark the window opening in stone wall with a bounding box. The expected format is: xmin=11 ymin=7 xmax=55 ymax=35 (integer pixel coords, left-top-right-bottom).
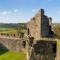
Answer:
xmin=33 ymin=17 xmax=35 ymax=21
xmin=22 ymin=41 xmax=26 ymax=48
xmin=29 ymin=37 xmax=34 ymax=47
xmin=28 ymin=28 xmax=30 ymax=35
xmin=52 ymin=42 xmax=57 ymax=57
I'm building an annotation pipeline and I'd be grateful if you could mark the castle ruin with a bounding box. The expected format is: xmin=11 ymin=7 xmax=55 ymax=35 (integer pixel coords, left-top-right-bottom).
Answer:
xmin=27 ymin=9 xmax=53 ymax=40
xmin=0 ymin=9 xmax=60 ymax=60
xmin=27 ymin=9 xmax=57 ymax=60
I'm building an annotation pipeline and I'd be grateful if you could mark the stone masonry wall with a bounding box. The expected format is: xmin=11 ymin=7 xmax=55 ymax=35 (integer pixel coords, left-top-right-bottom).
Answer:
xmin=27 ymin=9 xmax=52 ymax=40
xmin=0 ymin=38 xmax=23 ymax=51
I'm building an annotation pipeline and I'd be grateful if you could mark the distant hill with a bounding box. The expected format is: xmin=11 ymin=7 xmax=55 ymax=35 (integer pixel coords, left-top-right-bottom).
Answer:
xmin=0 ymin=23 xmax=27 ymax=34
xmin=52 ymin=23 xmax=60 ymax=26
xmin=0 ymin=23 xmax=27 ymax=29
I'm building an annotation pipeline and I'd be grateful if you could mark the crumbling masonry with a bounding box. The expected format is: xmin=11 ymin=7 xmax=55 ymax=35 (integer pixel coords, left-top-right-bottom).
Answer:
xmin=27 ymin=9 xmax=57 ymax=60
xmin=27 ymin=9 xmax=53 ymax=40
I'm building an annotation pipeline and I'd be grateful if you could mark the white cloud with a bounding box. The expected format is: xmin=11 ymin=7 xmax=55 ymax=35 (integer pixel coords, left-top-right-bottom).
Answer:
xmin=1 ymin=11 xmax=13 ymax=15
xmin=14 ymin=9 xmax=18 ymax=12
xmin=32 ymin=8 xmax=41 ymax=13
xmin=2 ymin=11 xmax=8 ymax=15
xmin=32 ymin=9 xmax=36 ymax=13
xmin=57 ymin=11 xmax=60 ymax=14
xmin=8 ymin=11 xmax=12 ymax=14
xmin=1 ymin=9 xmax=18 ymax=16
xmin=32 ymin=9 xmax=38 ymax=13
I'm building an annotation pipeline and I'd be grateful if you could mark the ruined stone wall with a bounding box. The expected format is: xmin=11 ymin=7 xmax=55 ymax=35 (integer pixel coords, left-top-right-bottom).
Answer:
xmin=27 ymin=9 xmax=51 ymax=40
xmin=41 ymin=15 xmax=49 ymax=37
xmin=56 ymin=40 xmax=60 ymax=60
xmin=27 ymin=18 xmax=35 ymax=38
xmin=0 ymin=32 xmax=27 ymax=51
xmin=0 ymin=38 xmax=23 ymax=51
xmin=27 ymin=9 xmax=42 ymax=40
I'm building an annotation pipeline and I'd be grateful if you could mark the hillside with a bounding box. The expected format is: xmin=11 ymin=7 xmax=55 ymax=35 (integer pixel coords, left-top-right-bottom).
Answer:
xmin=0 ymin=23 xmax=27 ymax=34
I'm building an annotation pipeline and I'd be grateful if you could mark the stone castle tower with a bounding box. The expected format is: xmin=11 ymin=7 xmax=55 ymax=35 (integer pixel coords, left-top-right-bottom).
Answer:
xmin=27 ymin=9 xmax=52 ymax=40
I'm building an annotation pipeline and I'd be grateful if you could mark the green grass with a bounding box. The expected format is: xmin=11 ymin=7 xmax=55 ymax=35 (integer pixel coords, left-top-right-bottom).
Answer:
xmin=0 ymin=28 xmax=17 ymax=34
xmin=0 ymin=51 xmax=26 ymax=60
xmin=0 ymin=27 xmax=26 ymax=34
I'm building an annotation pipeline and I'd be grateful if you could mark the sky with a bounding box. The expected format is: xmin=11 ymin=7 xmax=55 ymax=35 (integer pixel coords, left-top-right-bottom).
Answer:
xmin=0 ymin=0 xmax=60 ymax=23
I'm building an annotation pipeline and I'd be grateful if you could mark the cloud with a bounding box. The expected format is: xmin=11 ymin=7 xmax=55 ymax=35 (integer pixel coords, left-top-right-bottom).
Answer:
xmin=57 ymin=11 xmax=60 ymax=14
xmin=32 ymin=9 xmax=38 ymax=13
xmin=2 ymin=11 xmax=8 ymax=15
xmin=32 ymin=8 xmax=41 ymax=13
xmin=14 ymin=9 xmax=18 ymax=12
xmin=1 ymin=9 xmax=18 ymax=16
xmin=8 ymin=11 xmax=12 ymax=14
xmin=1 ymin=11 xmax=13 ymax=16
xmin=32 ymin=9 xmax=36 ymax=13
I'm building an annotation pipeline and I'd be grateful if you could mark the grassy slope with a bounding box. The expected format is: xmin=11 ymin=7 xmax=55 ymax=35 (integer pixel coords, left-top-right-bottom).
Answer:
xmin=0 ymin=23 xmax=27 ymax=34
xmin=0 ymin=27 xmax=26 ymax=34
xmin=0 ymin=28 xmax=17 ymax=34
xmin=0 ymin=51 xmax=26 ymax=60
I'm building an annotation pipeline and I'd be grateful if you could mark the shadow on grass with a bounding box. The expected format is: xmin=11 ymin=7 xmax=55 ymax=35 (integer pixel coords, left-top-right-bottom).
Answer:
xmin=0 ymin=43 xmax=9 ymax=55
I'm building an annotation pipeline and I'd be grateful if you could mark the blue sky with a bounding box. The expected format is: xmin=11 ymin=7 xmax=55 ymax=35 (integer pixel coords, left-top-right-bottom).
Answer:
xmin=0 ymin=0 xmax=60 ymax=23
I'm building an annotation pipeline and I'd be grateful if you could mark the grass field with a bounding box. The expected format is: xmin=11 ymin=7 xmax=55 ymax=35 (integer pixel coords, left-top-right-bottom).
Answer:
xmin=0 ymin=27 xmax=26 ymax=34
xmin=0 ymin=50 xmax=26 ymax=60
xmin=0 ymin=28 xmax=17 ymax=34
